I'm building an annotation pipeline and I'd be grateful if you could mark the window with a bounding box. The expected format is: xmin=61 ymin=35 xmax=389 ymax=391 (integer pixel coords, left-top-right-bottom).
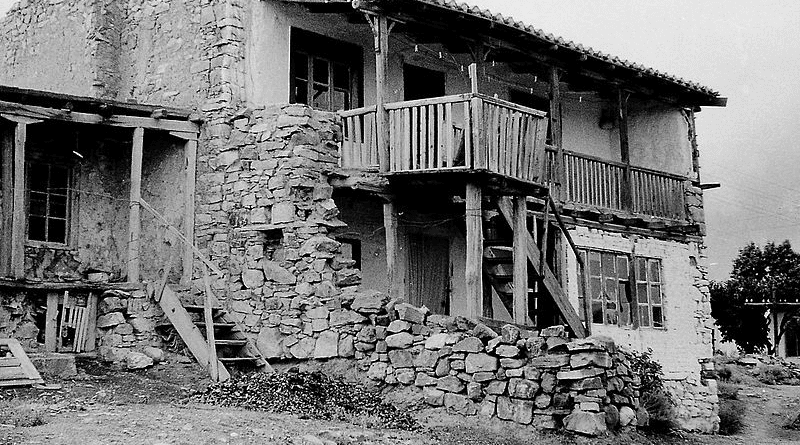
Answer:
xmin=290 ymin=29 xmax=362 ymax=112
xmin=577 ymin=249 xmax=664 ymax=329
xmin=635 ymin=257 xmax=665 ymax=328
xmin=27 ymin=162 xmax=72 ymax=244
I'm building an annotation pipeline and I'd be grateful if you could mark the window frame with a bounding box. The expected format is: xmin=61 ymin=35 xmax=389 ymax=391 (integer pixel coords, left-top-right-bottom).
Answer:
xmin=25 ymin=159 xmax=75 ymax=248
xmin=577 ymin=248 xmax=666 ymax=330
xmin=289 ymin=28 xmax=363 ymax=112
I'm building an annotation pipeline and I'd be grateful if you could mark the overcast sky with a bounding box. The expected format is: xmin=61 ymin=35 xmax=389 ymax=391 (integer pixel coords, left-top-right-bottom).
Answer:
xmin=1 ymin=0 xmax=799 ymax=281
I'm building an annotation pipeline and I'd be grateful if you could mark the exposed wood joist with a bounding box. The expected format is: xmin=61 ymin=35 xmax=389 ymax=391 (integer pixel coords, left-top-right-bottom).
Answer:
xmin=0 ymin=100 xmax=200 ymax=133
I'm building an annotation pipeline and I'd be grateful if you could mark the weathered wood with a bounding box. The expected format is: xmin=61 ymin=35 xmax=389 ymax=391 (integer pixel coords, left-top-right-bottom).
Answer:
xmin=127 ymin=127 xmax=144 ymax=282
xmin=10 ymin=122 xmax=26 ymax=278
xmin=549 ymin=67 xmax=563 ymax=198
xmin=384 ymin=201 xmax=400 ymax=300
xmin=384 ymin=93 xmax=473 ymax=110
xmin=84 ymin=292 xmax=98 ymax=352
xmin=512 ymin=196 xmax=528 ymax=325
xmin=0 ymin=338 xmax=43 ymax=386
xmin=465 ymin=183 xmax=483 ymax=319
xmin=497 ymin=197 xmax=586 ymax=337
xmin=158 ymin=284 xmax=231 ymax=381
xmin=183 ymin=139 xmax=197 ymax=284
xmin=368 ymin=13 xmax=391 ymax=172
xmin=44 ymin=292 xmax=59 ymax=352
xmin=618 ymin=89 xmax=633 ymax=211
xmin=202 ymin=264 xmax=220 ymax=382
xmin=0 ymin=121 xmax=13 ymax=276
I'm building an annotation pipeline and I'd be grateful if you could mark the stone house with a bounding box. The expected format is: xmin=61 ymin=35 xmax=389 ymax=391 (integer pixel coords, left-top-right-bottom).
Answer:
xmin=0 ymin=0 xmax=725 ymax=433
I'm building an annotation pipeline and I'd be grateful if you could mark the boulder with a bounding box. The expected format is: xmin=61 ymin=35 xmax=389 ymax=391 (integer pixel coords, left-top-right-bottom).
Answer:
xmin=387 ymin=320 xmax=411 ymax=333
xmin=338 ymin=335 xmax=355 ymax=358
xmin=424 ymin=333 xmax=448 ymax=350
xmin=367 ymin=362 xmax=389 ymax=380
xmin=564 ymin=411 xmax=608 ymax=436
xmin=97 ymin=312 xmax=125 ymax=329
xmin=257 ymin=327 xmax=283 ymax=359
xmin=395 ymin=304 xmax=425 ymax=324
xmin=501 ymin=324 xmax=521 ymax=343
xmin=605 ymin=404 xmax=620 ymax=429
xmin=350 ymin=293 xmax=385 ymax=313
xmin=313 ymin=331 xmax=338 ymax=358
xmin=444 ymin=393 xmax=477 ymax=416
xmin=262 ymin=260 xmax=297 ymax=284
xmin=424 ymin=388 xmax=445 ymax=406
xmin=495 ymin=345 xmax=520 ymax=357
xmin=242 ymin=269 xmax=265 ymax=288
xmin=142 ymin=347 xmax=165 ymax=363
xmin=306 ymin=306 xmax=330 ymax=320
xmin=436 ymin=375 xmax=465 ymax=393
xmin=388 ymin=349 xmax=414 ymax=368
xmin=289 ymin=337 xmax=316 ymax=359
xmin=125 ymin=352 xmax=154 ymax=370
xmin=98 ymin=296 xmax=126 ymax=315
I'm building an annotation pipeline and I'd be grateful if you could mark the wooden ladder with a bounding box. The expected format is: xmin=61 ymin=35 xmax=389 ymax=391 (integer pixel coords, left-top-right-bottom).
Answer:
xmin=482 ymin=194 xmax=588 ymax=337
xmin=157 ymin=283 xmax=271 ymax=382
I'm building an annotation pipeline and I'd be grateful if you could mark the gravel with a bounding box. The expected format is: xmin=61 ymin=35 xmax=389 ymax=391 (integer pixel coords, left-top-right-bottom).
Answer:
xmin=193 ymin=368 xmax=417 ymax=430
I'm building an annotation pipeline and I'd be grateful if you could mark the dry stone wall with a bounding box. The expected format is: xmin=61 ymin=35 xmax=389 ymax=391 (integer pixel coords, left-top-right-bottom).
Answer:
xmin=95 ymin=288 xmax=166 ymax=368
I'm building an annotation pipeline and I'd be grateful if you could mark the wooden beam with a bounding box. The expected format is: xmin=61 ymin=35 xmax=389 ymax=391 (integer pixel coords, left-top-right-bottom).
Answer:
xmin=182 ymin=139 xmax=197 ymax=285
xmin=127 ymin=127 xmax=144 ymax=282
xmin=10 ymin=122 xmax=26 ymax=278
xmin=618 ymin=89 xmax=633 ymax=211
xmin=0 ymin=100 xmax=199 ymax=133
xmin=44 ymin=292 xmax=59 ymax=352
xmin=512 ymin=196 xmax=528 ymax=325
xmin=84 ymin=292 xmax=98 ymax=352
xmin=497 ymin=197 xmax=586 ymax=337
xmin=368 ymin=13 xmax=391 ymax=172
xmin=0 ymin=121 xmax=13 ymax=276
xmin=202 ymin=264 xmax=220 ymax=382
xmin=383 ymin=201 xmax=400 ymax=300
xmin=465 ymin=183 xmax=483 ymax=319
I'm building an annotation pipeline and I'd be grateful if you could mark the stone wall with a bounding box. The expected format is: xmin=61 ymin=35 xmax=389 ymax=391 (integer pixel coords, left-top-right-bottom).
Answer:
xmin=0 ymin=290 xmax=41 ymax=350
xmin=95 ymin=288 xmax=166 ymax=367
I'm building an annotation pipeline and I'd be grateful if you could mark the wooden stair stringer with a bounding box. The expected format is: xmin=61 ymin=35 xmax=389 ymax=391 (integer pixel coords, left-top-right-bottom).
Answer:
xmin=496 ymin=196 xmax=587 ymax=338
xmin=158 ymin=284 xmax=232 ymax=381
xmin=206 ymin=291 xmax=273 ymax=372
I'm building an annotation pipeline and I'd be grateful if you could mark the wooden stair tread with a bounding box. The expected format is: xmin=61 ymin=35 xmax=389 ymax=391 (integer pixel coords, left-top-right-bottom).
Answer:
xmin=183 ymin=305 xmax=224 ymax=312
xmin=215 ymin=339 xmax=248 ymax=346
xmin=218 ymin=357 xmax=260 ymax=363
xmin=195 ymin=321 xmax=236 ymax=328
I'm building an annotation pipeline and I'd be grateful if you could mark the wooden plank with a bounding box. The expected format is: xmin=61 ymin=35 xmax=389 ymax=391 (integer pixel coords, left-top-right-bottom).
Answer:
xmin=550 ymin=67 xmax=564 ymax=199
xmin=182 ymin=139 xmax=197 ymax=285
xmin=436 ymin=104 xmax=445 ymax=169
xmin=0 ymin=121 xmax=13 ymax=276
xmin=420 ymin=105 xmax=428 ymax=168
xmin=427 ymin=105 xmax=435 ymax=169
xmin=44 ymin=292 xmax=59 ymax=352
xmin=384 ymin=202 xmax=401 ymax=300
xmin=384 ymin=93 xmax=472 ymax=110
xmin=497 ymin=197 xmax=586 ymax=337
xmin=411 ymin=106 xmax=419 ymax=169
xmin=202 ymin=264 xmax=220 ymax=382
xmin=339 ymin=104 xmax=377 ymax=118
xmin=0 ymin=100 xmax=198 ymax=132
xmin=0 ymin=367 xmax=29 ymax=380
xmin=370 ymin=14 xmax=390 ymax=172
xmin=512 ymin=196 xmax=528 ymax=325
xmin=158 ymin=284 xmax=230 ymax=381
xmin=57 ymin=291 xmax=69 ymax=352
xmin=73 ymin=307 xmax=87 ymax=353
xmin=463 ymin=101 xmax=472 ymax=168
xmin=2 ymin=338 xmax=43 ymax=384
xmin=402 ymin=107 xmax=411 ymax=170
xmin=0 ymin=358 xmax=21 ymax=367
xmin=84 ymin=292 xmax=98 ymax=352
xmin=128 ymin=127 xmax=144 ymax=282
xmin=618 ymin=89 xmax=633 ymax=211
xmin=465 ymin=183 xmax=483 ymax=319
xmin=445 ymin=102 xmax=453 ymax=167
xmin=10 ymin=122 xmax=26 ymax=278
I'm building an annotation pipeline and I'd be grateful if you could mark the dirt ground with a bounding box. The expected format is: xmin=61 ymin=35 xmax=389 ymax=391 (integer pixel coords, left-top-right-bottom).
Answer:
xmin=2 ymin=356 xmax=800 ymax=445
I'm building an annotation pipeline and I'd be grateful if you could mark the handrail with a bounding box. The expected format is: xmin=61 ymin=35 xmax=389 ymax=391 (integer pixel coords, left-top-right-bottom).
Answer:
xmin=475 ymin=93 xmax=548 ymax=118
xmin=339 ymin=104 xmax=376 ymax=118
xmin=384 ymin=93 xmax=473 ymax=110
xmin=548 ymin=147 xmax=688 ymax=182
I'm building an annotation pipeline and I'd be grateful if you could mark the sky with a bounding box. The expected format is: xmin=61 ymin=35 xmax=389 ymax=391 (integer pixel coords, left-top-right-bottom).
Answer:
xmin=1 ymin=0 xmax=799 ymax=281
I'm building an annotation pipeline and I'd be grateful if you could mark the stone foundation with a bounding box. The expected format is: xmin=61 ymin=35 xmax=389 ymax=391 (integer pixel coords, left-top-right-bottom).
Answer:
xmin=95 ymin=288 xmax=166 ymax=366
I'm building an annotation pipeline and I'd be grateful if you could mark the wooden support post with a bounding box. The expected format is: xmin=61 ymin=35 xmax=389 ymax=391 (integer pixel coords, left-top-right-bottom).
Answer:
xmin=468 ymin=63 xmax=486 ymax=169
xmin=368 ymin=14 xmax=391 ymax=172
xmin=512 ymin=196 xmax=528 ymax=325
xmin=618 ymin=89 xmax=633 ymax=211
xmin=85 ymin=292 xmax=98 ymax=352
xmin=0 ymin=122 xmax=13 ymax=276
xmin=10 ymin=122 xmax=26 ymax=279
xmin=687 ymin=109 xmax=701 ymax=182
xmin=465 ymin=183 xmax=483 ymax=319
xmin=383 ymin=201 xmax=401 ymax=300
xmin=44 ymin=292 xmax=59 ymax=352
xmin=549 ymin=67 xmax=564 ymax=199
xmin=182 ymin=139 xmax=197 ymax=284
xmin=128 ymin=127 xmax=144 ymax=282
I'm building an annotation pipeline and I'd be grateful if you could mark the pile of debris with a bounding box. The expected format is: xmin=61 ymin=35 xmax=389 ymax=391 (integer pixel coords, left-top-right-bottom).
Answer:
xmin=194 ymin=368 xmax=417 ymax=430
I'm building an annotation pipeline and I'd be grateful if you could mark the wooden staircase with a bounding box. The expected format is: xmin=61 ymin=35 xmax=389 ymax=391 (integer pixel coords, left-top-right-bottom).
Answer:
xmin=157 ymin=283 xmax=272 ymax=382
xmin=481 ymin=194 xmax=588 ymax=337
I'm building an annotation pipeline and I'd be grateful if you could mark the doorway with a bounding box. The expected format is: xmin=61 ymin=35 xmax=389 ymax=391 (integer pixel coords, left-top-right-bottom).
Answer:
xmin=407 ymin=234 xmax=450 ymax=314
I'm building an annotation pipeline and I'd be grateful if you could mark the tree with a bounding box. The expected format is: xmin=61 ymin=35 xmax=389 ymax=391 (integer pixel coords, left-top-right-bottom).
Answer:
xmin=711 ymin=240 xmax=800 ymax=354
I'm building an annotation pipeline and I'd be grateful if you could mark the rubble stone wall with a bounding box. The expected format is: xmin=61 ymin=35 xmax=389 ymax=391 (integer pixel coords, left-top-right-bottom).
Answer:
xmin=94 ymin=288 xmax=166 ymax=365
xmin=0 ymin=290 xmax=41 ymax=351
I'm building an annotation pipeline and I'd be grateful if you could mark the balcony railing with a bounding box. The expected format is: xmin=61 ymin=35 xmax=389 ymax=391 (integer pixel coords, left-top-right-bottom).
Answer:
xmin=546 ymin=148 xmax=687 ymax=220
xmin=340 ymin=93 xmax=549 ymax=184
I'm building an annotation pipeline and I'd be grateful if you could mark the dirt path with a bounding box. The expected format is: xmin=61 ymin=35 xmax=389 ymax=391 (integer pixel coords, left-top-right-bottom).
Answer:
xmin=4 ymin=357 xmax=800 ymax=445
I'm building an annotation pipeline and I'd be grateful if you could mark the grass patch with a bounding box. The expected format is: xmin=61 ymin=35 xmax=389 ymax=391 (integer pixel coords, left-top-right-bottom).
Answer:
xmin=718 ymin=399 xmax=746 ymax=435
xmin=717 ymin=381 xmax=740 ymax=400
xmin=0 ymin=401 xmax=47 ymax=428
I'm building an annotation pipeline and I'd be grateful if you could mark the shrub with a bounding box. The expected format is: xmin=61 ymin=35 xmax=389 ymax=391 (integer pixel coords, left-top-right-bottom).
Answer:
xmin=0 ymin=402 xmax=47 ymax=428
xmin=716 ymin=364 xmax=733 ymax=382
xmin=718 ymin=399 xmax=746 ymax=435
xmin=754 ymin=364 xmax=796 ymax=385
xmin=717 ymin=381 xmax=739 ymax=400
xmin=625 ymin=348 xmax=676 ymax=431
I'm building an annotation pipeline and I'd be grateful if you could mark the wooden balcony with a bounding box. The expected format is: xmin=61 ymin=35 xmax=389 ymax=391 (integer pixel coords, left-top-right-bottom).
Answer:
xmin=545 ymin=148 xmax=687 ymax=221
xmin=339 ymin=93 xmax=549 ymax=186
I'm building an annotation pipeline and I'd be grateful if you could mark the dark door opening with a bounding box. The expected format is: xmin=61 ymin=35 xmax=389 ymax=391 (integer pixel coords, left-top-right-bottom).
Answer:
xmin=404 ymin=64 xmax=446 ymax=101
xmin=407 ymin=234 xmax=450 ymax=315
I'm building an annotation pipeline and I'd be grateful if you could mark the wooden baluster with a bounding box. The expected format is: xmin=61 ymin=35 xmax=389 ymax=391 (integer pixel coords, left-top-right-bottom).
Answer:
xmin=445 ymin=102 xmax=454 ymax=167
xmin=420 ymin=106 xmax=428 ymax=169
xmin=403 ymin=108 xmax=411 ymax=170
xmin=411 ymin=106 xmax=419 ymax=170
xmin=427 ymin=105 xmax=435 ymax=169
xmin=463 ymin=101 xmax=472 ymax=168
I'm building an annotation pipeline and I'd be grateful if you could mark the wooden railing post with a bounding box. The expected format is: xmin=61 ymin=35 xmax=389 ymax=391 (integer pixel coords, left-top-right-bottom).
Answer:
xmin=10 ymin=121 xmax=26 ymax=279
xmin=549 ymin=67 xmax=564 ymax=200
xmin=367 ymin=14 xmax=391 ymax=172
xmin=468 ymin=63 xmax=486 ymax=169
xmin=128 ymin=127 xmax=144 ymax=282
xmin=512 ymin=195 xmax=528 ymax=325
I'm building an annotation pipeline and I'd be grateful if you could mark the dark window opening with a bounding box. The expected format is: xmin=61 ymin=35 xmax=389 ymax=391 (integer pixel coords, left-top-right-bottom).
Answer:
xmin=403 ymin=64 xmax=446 ymax=101
xmin=338 ymin=238 xmax=362 ymax=270
xmin=509 ymin=88 xmax=552 ymax=145
xmin=290 ymin=28 xmax=363 ymax=112
xmin=27 ymin=162 xmax=72 ymax=244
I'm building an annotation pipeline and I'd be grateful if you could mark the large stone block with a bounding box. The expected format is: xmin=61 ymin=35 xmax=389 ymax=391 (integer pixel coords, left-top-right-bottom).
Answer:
xmin=289 ymin=337 xmax=316 ymax=359
xmin=452 ymin=336 xmax=483 ymax=353
xmin=437 ymin=375 xmax=465 ymax=393
xmin=445 ymin=393 xmax=477 ymax=416
xmin=465 ymin=353 xmax=498 ymax=373
xmin=529 ymin=354 xmax=570 ymax=368
xmin=313 ymin=331 xmax=338 ymax=358
xmin=97 ymin=312 xmax=125 ymax=329
xmin=513 ymin=399 xmax=534 ymax=424
xmin=563 ymin=411 xmax=608 ymax=436
xmin=385 ymin=332 xmax=414 ymax=349
xmin=388 ymin=349 xmax=414 ymax=368
xmin=262 ymin=260 xmax=296 ymax=284
xmin=257 ymin=327 xmax=283 ymax=359
xmin=395 ymin=304 xmax=425 ymax=324
xmin=570 ymin=351 xmax=612 ymax=369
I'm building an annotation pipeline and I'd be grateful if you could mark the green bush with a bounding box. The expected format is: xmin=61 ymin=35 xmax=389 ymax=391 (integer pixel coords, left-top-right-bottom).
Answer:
xmin=718 ymin=399 xmax=746 ymax=435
